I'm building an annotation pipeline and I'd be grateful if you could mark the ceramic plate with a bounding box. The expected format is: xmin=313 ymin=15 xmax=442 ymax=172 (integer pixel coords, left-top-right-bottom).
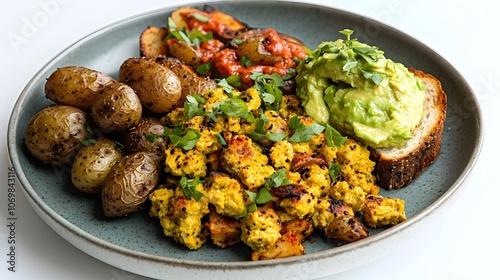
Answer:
xmin=7 ymin=1 xmax=483 ymax=279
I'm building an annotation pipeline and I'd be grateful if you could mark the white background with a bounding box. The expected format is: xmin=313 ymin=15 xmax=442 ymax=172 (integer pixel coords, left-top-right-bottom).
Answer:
xmin=1 ymin=0 xmax=498 ymax=279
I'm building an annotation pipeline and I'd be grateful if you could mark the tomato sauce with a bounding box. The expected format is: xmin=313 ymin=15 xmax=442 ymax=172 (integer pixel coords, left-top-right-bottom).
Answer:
xmin=212 ymin=29 xmax=308 ymax=88
xmin=172 ymin=11 xmax=308 ymax=88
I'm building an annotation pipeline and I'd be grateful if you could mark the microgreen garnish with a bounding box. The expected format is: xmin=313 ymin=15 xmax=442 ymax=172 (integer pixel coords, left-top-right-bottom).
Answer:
xmin=114 ymin=141 xmax=125 ymax=151
xmin=82 ymin=122 xmax=96 ymax=146
xmin=179 ymin=176 xmax=204 ymax=201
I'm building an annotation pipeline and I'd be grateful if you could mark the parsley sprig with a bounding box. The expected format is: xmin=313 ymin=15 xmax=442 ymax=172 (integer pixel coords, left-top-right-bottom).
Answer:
xmin=239 ymin=168 xmax=291 ymax=217
xmin=166 ymin=17 xmax=213 ymax=47
xmin=180 ymin=176 xmax=204 ymax=201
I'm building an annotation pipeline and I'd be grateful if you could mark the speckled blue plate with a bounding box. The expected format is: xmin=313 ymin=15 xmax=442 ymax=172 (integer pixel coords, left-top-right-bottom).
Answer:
xmin=7 ymin=1 xmax=483 ymax=279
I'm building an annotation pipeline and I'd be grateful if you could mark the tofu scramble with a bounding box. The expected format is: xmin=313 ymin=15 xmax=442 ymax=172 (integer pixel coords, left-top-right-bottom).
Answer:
xmin=148 ymin=82 xmax=406 ymax=260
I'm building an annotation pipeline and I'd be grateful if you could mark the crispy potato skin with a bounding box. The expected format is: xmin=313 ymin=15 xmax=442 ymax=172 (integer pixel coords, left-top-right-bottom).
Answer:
xmin=45 ymin=66 xmax=114 ymax=110
xmin=140 ymin=26 xmax=169 ymax=59
xmin=168 ymin=41 xmax=203 ymax=68
xmin=101 ymin=152 xmax=160 ymax=218
xmin=71 ymin=138 xmax=123 ymax=194
xmin=118 ymin=116 xmax=168 ymax=163
xmin=119 ymin=57 xmax=181 ymax=115
xmin=24 ymin=105 xmax=90 ymax=165
xmin=90 ymin=81 xmax=142 ymax=132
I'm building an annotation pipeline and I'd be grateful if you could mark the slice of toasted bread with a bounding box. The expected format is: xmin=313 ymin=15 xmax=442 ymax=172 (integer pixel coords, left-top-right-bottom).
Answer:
xmin=370 ymin=69 xmax=447 ymax=189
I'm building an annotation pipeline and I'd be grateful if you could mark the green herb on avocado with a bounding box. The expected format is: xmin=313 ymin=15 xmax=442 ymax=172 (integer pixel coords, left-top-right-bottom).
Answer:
xmin=295 ymin=29 xmax=426 ymax=148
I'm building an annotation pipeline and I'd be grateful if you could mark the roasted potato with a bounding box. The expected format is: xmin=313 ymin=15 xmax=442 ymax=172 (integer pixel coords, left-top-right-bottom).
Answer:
xmin=101 ymin=152 xmax=160 ymax=218
xmin=157 ymin=56 xmax=217 ymax=106
xmin=119 ymin=57 xmax=182 ymax=115
xmin=24 ymin=105 xmax=91 ymax=165
xmin=90 ymin=81 xmax=142 ymax=132
xmin=71 ymin=138 xmax=123 ymax=194
xmin=170 ymin=6 xmax=247 ymax=40
xmin=45 ymin=66 xmax=115 ymax=110
xmin=235 ymin=29 xmax=283 ymax=66
xmin=167 ymin=40 xmax=203 ymax=68
xmin=118 ymin=116 xmax=168 ymax=163
xmin=139 ymin=26 xmax=169 ymax=59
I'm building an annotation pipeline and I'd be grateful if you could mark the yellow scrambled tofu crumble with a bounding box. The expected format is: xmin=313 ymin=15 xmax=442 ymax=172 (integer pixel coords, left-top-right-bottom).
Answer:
xmin=148 ymin=86 xmax=407 ymax=259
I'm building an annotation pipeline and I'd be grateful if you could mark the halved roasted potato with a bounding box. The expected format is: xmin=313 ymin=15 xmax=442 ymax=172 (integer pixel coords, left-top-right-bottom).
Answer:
xmin=139 ymin=26 xmax=169 ymax=59
xmin=167 ymin=40 xmax=203 ymax=68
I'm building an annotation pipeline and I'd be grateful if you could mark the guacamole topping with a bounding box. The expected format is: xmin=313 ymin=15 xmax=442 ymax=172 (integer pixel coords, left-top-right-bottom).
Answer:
xmin=295 ymin=30 xmax=425 ymax=148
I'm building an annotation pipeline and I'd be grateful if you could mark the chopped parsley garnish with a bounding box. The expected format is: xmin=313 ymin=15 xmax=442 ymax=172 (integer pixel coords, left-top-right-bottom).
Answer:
xmin=328 ymin=162 xmax=341 ymax=182
xmin=114 ymin=141 xmax=125 ymax=151
xmin=166 ymin=17 xmax=213 ymax=47
xmin=212 ymin=96 xmax=255 ymax=122
xmin=288 ymin=116 xmax=324 ymax=143
xmin=184 ymin=94 xmax=206 ymax=119
xmin=232 ymin=38 xmax=243 ymax=45
xmin=196 ymin=62 xmax=212 ymax=75
xmin=240 ymin=168 xmax=291 ymax=217
xmin=240 ymin=55 xmax=254 ymax=67
xmin=180 ymin=176 xmax=204 ymax=201
xmin=249 ymin=71 xmax=287 ymax=110
xmin=82 ymin=139 xmax=96 ymax=146
xmin=165 ymin=126 xmax=201 ymax=151
xmin=215 ymin=133 xmax=227 ymax=146
xmin=325 ymin=124 xmax=347 ymax=147
xmin=188 ymin=13 xmax=210 ymax=23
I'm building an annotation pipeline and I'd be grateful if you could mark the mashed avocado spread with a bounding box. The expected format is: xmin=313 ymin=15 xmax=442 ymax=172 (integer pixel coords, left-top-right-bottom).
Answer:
xmin=295 ymin=30 xmax=425 ymax=148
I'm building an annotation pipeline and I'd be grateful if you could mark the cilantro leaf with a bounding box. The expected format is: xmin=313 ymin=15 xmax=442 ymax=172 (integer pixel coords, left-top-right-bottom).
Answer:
xmin=265 ymin=168 xmax=291 ymax=189
xmin=167 ymin=127 xmax=201 ymax=150
xmin=196 ymin=62 xmax=212 ymax=75
xmin=328 ymin=162 xmax=341 ymax=182
xmin=184 ymin=94 xmax=206 ymax=119
xmin=241 ymin=55 xmax=254 ymax=67
xmin=255 ymin=188 xmax=273 ymax=204
xmin=288 ymin=116 xmax=325 ymax=142
xmin=212 ymin=97 xmax=255 ymax=122
xmin=325 ymin=124 xmax=347 ymax=147
xmin=180 ymin=176 xmax=204 ymax=201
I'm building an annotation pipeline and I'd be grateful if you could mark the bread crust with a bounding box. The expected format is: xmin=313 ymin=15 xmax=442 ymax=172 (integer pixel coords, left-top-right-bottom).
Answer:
xmin=370 ymin=69 xmax=447 ymax=189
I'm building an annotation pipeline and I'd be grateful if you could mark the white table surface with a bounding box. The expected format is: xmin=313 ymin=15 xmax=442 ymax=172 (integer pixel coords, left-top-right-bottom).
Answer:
xmin=1 ymin=0 xmax=498 ymax=279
